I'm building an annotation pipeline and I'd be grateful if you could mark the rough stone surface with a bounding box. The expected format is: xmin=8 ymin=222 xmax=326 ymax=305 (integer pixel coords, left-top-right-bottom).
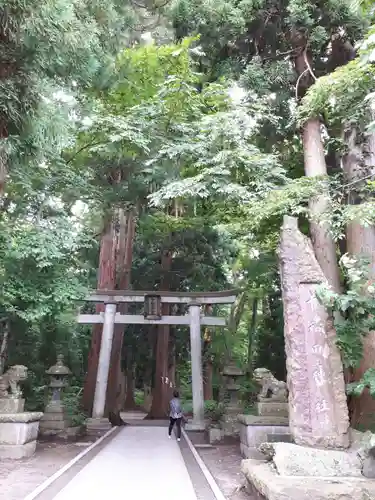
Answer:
xmin=240 ymin=443 xmax=267 ymax=460
xmin=0 ymin=399 xmax=24 ymax=413
xmin=253 ymin=368 xmax=288 ymax=402
xmin=0 ymin=421 xmax=39 ymax=445
xmin=0 ymin=412 xmax=43 ymax=423
xmin=208 ymin=427 xmax=223 ymax=444
xmin=241 ymin=459 xmax=375 ymax=500
xmin=0 ymin=440 xmax=36 ymax=459
xmin=362 ymin=456 xmax=375 ymax=479
xmin=350 ymin=428 xmax=375 ymax=461
xmin=257 ymin=403 xmax=288 ymax=418
xmin=279 ymin=216 xmax=350 ymax=449
xmin=221 ymin=412 xmax=241 ymax=437
xmin=258 ymin=442 xmax=362 ymax=477
xmin=0 ymin=365 xmax=28 ymax=399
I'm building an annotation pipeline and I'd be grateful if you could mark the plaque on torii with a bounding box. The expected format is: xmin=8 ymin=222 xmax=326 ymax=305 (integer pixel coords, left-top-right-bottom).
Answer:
xmin=144 ymin=294 xmax=162 ymax=320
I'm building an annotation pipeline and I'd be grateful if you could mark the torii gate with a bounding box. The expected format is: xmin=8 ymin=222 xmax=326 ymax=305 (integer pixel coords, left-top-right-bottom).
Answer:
xmin=78 ymin=290 xmax=238 ymax=430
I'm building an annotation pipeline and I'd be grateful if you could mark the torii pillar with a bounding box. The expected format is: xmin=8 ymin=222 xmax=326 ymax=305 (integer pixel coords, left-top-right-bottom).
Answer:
xmin=188 ymin=303 xmax=205 ymax=430
xmin=92 ymin=302 xmax=117 ymax=420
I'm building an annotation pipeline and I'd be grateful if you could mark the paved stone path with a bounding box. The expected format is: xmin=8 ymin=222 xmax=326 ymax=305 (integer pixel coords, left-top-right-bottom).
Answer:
xmin=51 ymin=426 xmax=198 ymax=500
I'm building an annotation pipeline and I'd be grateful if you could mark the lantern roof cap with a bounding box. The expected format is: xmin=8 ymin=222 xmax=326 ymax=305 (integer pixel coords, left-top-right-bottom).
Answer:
xmin=46 ymin=355 xmax=72 ymax=376
xmin=222 ymin=364 xmax=244 ymax=376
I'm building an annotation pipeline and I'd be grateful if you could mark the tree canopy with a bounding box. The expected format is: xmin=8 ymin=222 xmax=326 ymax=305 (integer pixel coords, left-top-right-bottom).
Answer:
xmin=3 ymin=0 xmax=375 ymax=427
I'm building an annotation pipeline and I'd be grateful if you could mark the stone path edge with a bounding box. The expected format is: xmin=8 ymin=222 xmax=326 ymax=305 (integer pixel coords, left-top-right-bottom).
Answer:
xmin=23 ymin=426 xmax=119 ymax=500
xmin=182 ymin=428 xmax=226 ymax=500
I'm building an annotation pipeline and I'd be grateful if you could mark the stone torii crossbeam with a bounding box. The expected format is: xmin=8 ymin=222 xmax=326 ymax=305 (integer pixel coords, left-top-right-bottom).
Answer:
xmin=78 ymin=290 xmax=238 ymax=430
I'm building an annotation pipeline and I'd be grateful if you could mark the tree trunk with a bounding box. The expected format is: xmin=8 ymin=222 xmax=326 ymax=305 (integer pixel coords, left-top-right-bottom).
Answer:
xmin=168 ymin=328 xmax=176 ymax=388
xmin=247 ymin=298 xmax=258 ymax=375
xmin=147 ymin=306 xmax=170 ymax=418
xmin=0 ymin=318 xmax=10 ymax=375
xmin=342 ymin=124 xmax=375 ymax=426
xmin=105 ymin=209 xmax=135 ymax=414
xmin=147 ymin=251 xmax=172 ymax=419
xmin=302 ymin=118 xmax=342 ymax=293
xmin=293 ymin=50 xmax=342 ymax=292
xmin=123 ymin=358 xmax=137 ymax=410
xmin=82 ymin=218 xmax=117 ymax=415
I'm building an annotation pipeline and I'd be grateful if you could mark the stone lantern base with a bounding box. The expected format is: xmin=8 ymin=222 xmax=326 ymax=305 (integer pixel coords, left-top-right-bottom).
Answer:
xmin=39 ymin=402 xmax=83 ymax=440
xmin=0 ymin=412 xmax=43 ymax=459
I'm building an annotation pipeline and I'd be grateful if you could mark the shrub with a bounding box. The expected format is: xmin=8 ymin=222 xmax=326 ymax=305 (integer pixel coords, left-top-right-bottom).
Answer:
xmin=204 ymin=399 xmax=225 ymax=423
xmin=63 ymin=386 xmax=86 ymax=426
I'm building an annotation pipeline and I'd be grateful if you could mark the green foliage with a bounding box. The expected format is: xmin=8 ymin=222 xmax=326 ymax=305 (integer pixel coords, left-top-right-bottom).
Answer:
xmin=1 ymin=0 xmax=135 ymax=192
xmin=149 ymin=97 xmax=284 ymax=209
xmin=316 ymin=254 xmax=375 ymax=368
xmin=300 ymin=23 xmax=375 ymax=127
xmin=347 ymin=369 xmax=375 ymax=398
xmin=0 ymin=215 xmax=91 ymax=323
xmin=134 ymin=390 xmax=145 ymax=408
xmin=204 ymin=399 xmax=225 ymax=423
xmin=63 ymin=386 xmax=87 ymax=426
xmin=239 ymin=378 xmax=259 ymax=412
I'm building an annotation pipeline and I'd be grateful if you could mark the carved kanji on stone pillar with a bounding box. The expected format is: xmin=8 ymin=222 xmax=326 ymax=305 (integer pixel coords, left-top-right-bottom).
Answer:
xmin=279 ymin=216 xmax=350 ymax=449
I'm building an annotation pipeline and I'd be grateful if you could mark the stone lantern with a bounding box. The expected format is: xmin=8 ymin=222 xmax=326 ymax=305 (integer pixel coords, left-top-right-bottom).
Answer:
xmin=39 ymin=355 xmax=75 ymax=438
xmin=214 ymin=364 xmax=244 ymax=441
xmin=45 ymin=354 xmax=72 ymax=408
xmin=222 ymin=364 xmax=244 ymax=412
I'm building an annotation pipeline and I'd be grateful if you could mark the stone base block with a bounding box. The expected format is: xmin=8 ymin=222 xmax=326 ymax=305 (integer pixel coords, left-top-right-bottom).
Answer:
xmin=241 ymin=459 xmax=375 ymax=500
xmin=208 ymin=427 xmax=224 ymax=444
xmin=185 ymin=420 xmax=206 ymax=431
xmin=0 ymin=413 xmax=43 ymax=445
xmin=41 ymin=412 xmax=68 ymax=422
xmin=86 ymin=418 xmax=111 ymax=432
xmin=256 ymin=402 xmax=288 ymax=418
xmin=39 ymin=426 xmax=84 ymax=440
xmin=0 ymin=440 xmax=37 ymax=459
xmin=221 ymin=412 xmax=240 ymax=437
xmin=39 ymin=419 xmax=70 ymax=430
xmin=238 ymin=415 xmax=289 ymax=426
xmin=238 ymin=415 xmax=290 ymax=456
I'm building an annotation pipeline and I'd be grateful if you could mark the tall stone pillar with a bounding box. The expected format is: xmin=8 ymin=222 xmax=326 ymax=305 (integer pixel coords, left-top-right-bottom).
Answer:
xmin=189 ymin=303 xmax=205 ymax=430
xmin=92 ymin=302 xmax=117 ymax=419
xmin=279 ymin=216 xmax=350 ymax=449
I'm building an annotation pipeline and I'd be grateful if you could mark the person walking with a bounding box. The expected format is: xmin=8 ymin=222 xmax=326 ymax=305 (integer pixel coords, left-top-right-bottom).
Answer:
xmin=168 ymin=390 xmax=183 ymax=442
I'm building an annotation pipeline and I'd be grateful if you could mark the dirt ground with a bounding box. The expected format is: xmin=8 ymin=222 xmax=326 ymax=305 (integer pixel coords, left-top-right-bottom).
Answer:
xmin=0 ymin=432 xmax=105 ymax=500
xmin=198 ymin=443 xmax=251 ymax=500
